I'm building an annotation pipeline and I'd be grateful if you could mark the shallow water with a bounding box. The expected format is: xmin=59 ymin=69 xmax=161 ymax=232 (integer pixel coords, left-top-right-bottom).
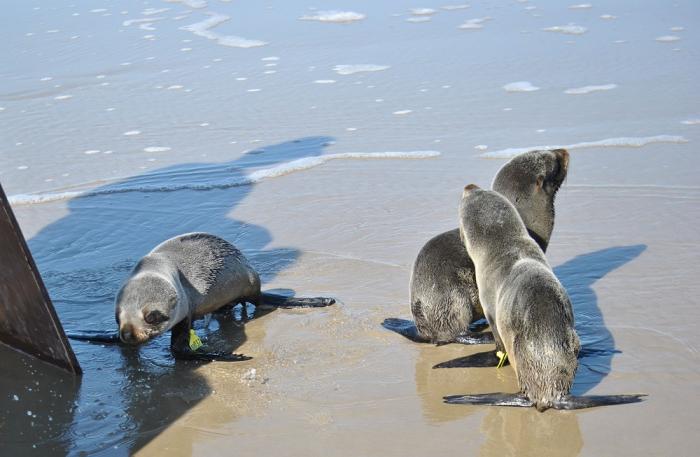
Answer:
xmin=1 ymin=0 xmax=699 ymax=455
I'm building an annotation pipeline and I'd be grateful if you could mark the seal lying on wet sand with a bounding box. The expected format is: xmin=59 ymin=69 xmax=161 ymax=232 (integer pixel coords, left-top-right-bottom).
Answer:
xmin=383 ymin=148 xmax=569 ymax=345
xmin=441 ymin=186 xmax=644 ymax=410
xmin=69 ymin=232 xmax=335 ymax=361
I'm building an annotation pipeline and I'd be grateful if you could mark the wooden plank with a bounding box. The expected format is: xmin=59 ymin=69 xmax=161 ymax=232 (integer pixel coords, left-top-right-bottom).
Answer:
xmin=0 ymin=183 xmax=81 ymax=375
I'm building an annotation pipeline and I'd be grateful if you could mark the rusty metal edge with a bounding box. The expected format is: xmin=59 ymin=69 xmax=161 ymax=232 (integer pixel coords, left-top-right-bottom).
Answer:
xmin=0 ymin=183 xmax=82 ymax=375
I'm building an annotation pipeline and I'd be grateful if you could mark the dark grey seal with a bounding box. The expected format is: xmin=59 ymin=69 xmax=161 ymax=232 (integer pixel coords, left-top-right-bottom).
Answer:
xmin=439 ymin=186 xmax=644 ymax=411
xmin=69 ymin=232 xmax=334 ymax=361
xmin=383 ymin=149 xmax=569 ymax=344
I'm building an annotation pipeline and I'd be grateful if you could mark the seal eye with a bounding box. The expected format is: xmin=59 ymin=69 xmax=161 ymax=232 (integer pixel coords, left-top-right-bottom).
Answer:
xmin=144 ymin=310 xmax=168 ymax=326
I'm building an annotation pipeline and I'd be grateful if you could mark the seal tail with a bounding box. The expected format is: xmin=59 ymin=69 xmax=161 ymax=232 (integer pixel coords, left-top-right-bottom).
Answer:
xmin=443 ymin=392 xmax=646 ymax=410
xmin=260 ymin=292 xmax=335 ymax=308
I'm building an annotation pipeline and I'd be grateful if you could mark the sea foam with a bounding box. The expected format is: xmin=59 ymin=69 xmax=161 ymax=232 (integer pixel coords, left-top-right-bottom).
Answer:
xmin=165 ymin=0 xmax=207 ymax=8
xmin=333 ymin=64 xmax=390 ymax=75
xmin=503 ymin=81 xmax=540 ymax=92
xmin=299 ymin=11 xmax=366 ymax=23
xmin=459 ymin=17 xmax=492 ymax=30
xmin=8 ymin=151 xmax=440 ymax=206
xmin=655 ymin=35 xmax=681 ymax=42
xmin=480 ymin=135 xmax=688 ymax=158
xmin=543 ymin=25 xmax=587 ymax=35
xmin=564 ymin=83 xmax=617 ymax=94
xmin=410 ymin=8 xmax=437 ymax=16
xmin=441 ymin=4 xmax=470 ymax=10
xmin=181 ymin=13 xmax=267 ymax=48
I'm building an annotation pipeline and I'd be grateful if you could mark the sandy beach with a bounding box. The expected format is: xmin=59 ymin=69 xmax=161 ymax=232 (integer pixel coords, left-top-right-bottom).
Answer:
xmin=1 ymin=1 xmax=699 ymax=455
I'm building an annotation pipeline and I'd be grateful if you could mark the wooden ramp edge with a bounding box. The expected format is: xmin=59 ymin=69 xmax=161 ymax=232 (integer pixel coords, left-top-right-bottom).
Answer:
xmin=0 ymin=183 xmax=81 ymax=375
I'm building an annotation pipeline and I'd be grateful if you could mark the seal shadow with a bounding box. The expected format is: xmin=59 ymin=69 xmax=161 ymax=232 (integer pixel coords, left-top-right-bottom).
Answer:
xmin=554 ymin=244 xmax=647 ymax=395
xmin=21 ymin=135 xmax=334 ymax=455
xmin=0 ymin=345 xmax=82 ymax=456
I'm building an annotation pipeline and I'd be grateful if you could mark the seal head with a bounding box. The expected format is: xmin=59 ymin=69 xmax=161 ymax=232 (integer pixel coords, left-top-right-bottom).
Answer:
xmin=492 ymin=148 xmax=569 ymax=250
xmin=115 ymin=272 xmax=184 ymax=345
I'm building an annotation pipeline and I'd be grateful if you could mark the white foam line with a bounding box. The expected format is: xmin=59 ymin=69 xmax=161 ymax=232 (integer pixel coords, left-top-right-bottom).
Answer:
xmin=564 ymin=83 xmax=617 ymax=94
xmin=333 ymin=64 xmax=390 ymax=75
xmin=122 ymin=17 xmax=165 ymax=29
xmin=480 ymin=135 xmax=688 ymax=159
xmin=8 ymin=151 xmax=440 ymax=206
xmin=181 ymin=13 xmax=267 ymax=48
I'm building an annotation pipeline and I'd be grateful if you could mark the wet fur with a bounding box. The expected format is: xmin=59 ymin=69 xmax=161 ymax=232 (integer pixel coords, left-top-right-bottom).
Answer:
xmin=406 ymin=149 xmax=569 ymax=344
xmin=116 ymin=233 xmax=261 ymax=343
xmin=457 ymin=188 xmax=641 ymax=411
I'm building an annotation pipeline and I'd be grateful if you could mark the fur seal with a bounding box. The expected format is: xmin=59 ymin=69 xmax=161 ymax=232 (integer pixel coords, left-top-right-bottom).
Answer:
xmin=383 ymin=148 xmax=569 ymax=345
xmin=69 ymin=232 xmax=335 ymax=361
xmin=440 ymin=186 xmax=644 ymax=410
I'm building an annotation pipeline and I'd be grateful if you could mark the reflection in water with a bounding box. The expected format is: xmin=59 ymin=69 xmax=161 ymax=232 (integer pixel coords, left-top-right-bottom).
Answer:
xmin=479 ymin=408 xmax=583 ymax=457
xmin=414 ymin=343 xmax=519 ymax=423
xmin=555 ymin=245 xmax=647 ymax=394
xmin=13 ymin=137 xmax=332 ymax=454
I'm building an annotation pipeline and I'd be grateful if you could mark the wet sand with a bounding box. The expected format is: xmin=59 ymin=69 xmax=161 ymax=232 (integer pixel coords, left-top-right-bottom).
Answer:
xmin=2 ymin=0 xmax=699 ymax=455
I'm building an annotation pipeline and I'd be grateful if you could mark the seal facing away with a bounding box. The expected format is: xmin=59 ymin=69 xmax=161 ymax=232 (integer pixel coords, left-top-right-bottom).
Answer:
xmin=440 ymin=186 xmax=644 ymax=411
xmin=69 ymin=232 xmax=335 ymax=361
xmin=383 ymin=148 xmax=569 ymax=345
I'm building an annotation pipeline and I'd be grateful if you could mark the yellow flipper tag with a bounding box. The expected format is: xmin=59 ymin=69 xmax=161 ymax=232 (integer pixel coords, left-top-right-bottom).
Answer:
xmin=189 ymin=329 xmax=203 ymax=351
xmin=496 ymin=350 xmax=508 ymax=369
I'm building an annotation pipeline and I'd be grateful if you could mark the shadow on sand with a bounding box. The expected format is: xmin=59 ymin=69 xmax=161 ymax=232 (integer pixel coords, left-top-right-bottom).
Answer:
xmin=554 ymin=244 xmax=647 ymax=395
xmin=4 ymin=136 xmax=332 ymax=455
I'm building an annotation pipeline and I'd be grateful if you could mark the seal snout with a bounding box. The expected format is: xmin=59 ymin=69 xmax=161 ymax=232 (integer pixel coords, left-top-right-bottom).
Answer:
xmin=119 ymin=323 xmax=148 ymax=345
xmin=463 ymin=183 xmax=480 ymax=197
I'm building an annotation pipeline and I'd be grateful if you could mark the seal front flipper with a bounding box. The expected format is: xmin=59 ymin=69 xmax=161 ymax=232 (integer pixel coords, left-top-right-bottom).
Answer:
xmin=173 ymin=347 xmax=252 ymax=362
xmin=260 ymin=292 xmax=335 ymax=308
xmin=443 ymin=393 xmax=646 ymax=409
xmin=433 ymin=350 xmax=504 ymax=368
xmin=444 ymin=393 xmax=532 ymax=407
xmin=468 ymin=318 xmax=490 ymax=333
xmin=381 ymin=318 xmax=430 ymax=343
xmin=66 ymin=330 xmax=120 ymax=343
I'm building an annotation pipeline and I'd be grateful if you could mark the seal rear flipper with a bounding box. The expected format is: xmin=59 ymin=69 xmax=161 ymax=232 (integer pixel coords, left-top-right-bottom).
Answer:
xmin=451 ymin=331 xmax=494 ymax=345
xmin=381 ymin=318 xmax=430 ymax=343
xmin=260 ymin=292 xmax=335 ymax=308
xmin=468 ymin=318 xmax=490 ymax=332
xmin=444 ymin=393 xmax=532 ymax=407
xmin=553 ymin=394 xmax=647 ymax=410
xmin=66 ymin=330 xmax=120 ymax=343
xmin=433 ymin=350 xmax=502 ymax=368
